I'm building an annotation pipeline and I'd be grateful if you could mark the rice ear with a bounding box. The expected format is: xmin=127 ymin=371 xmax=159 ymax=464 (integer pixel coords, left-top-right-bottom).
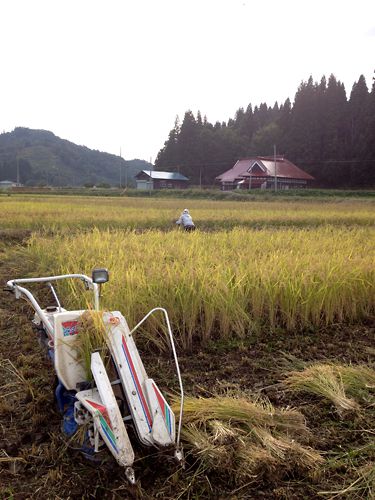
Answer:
xmin=74 ymin=310 xmax=111 ymax=379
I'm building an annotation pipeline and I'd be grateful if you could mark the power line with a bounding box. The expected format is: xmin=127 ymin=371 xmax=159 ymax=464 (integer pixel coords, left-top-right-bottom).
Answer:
xmin=158 ymin=157 xmax=375 ymax=170
xmin=297 ymin=158 xmax=375 ymax=164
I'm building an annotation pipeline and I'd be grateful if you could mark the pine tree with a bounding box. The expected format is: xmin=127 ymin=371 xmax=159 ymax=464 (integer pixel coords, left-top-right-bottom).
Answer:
xmin=154 ymin=116 xmax=181 ymax=170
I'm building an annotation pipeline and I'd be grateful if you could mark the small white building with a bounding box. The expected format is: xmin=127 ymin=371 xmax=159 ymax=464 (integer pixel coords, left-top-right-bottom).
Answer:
xmin=0 ymin=180 xmax=18 ymax=190
xmin=134 ymin=170 xmax=189 ymax=190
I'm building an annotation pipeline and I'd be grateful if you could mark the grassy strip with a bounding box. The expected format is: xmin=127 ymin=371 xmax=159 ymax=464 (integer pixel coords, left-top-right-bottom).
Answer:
xmin=3 ymin=187 xmax=375 ymax=199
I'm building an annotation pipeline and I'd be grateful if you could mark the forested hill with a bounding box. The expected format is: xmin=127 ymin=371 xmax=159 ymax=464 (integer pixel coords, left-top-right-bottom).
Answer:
xmin=156 ymin=74 xmax=375 ymax=188
xmin=0 ymin=128 xmax=151 ymax=187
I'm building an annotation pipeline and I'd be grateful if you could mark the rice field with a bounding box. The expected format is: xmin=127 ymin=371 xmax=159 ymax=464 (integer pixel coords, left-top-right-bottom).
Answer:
xmin=1 ymin=192 xmax=374 ymax=498
xmin=3 ymin=194 xmax=374 ymax=348
xmin=1 ymin=194 xmax=374 ymax=230
xmin=24 ymin=225 xmax=375 ymax=348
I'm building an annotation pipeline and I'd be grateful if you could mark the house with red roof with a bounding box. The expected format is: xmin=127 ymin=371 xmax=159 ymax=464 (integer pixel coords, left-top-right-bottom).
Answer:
xmin=215 ymin=157 xmax=314 ymax=190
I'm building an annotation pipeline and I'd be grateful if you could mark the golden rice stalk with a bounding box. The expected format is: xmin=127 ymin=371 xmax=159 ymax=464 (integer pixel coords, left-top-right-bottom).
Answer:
xmin=208 ymin=419 xmax=239 ymax=445
xmin=0 ymin=457 xmax=26 ymax=463
xmin=252 ymin=427 xmax=291 ymax=460
xmin=177 ymin=396 xmax=307 ymax=436
xmin=178 ymin=396 xmax=324 ymax=483
xmin=181 ymin=423 xmax=235 ymax=471
xmin=336 ymin=365 xmax=375 ymax=403
xmin=252 ymin=427 xmax=323 ymax=469
xmin=74 ymin=310 xmax=111 ymax=379
xmin=284 ymin=364 xmax=360 ymax=413
xmin=235 ymin=443 xmax=277 ymax=480
xmin=25 ymin=224 xmax=375 ymax=344
xmin=42 ymin=466 xmax=63 ymax=486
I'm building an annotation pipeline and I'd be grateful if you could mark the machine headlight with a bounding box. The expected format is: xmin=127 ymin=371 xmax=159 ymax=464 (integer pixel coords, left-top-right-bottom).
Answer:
xmin=92 ymin=268 xmax=109 ymax=284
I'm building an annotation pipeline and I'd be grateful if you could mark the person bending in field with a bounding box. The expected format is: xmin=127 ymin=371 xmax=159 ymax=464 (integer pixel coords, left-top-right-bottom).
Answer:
xmin=176 ymin=208 xmax=196 ymax=232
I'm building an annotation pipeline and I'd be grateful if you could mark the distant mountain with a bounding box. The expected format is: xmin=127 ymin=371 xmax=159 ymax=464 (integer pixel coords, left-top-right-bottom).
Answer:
xmin=0 ymin=127 xmax=152 ymax=187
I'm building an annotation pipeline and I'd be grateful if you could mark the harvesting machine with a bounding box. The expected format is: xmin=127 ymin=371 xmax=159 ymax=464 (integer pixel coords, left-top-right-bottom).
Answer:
xmin=5 ymin=269 xmax=184 ymax=484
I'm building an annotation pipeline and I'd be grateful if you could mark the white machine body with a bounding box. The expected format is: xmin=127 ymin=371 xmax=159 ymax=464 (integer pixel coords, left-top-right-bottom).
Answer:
xmin=6 ymin=273 xmax=184 ymax=483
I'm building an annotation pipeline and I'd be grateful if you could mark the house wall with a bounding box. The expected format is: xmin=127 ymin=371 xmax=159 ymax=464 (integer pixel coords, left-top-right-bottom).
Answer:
xmin=136 ymin=178 xmax=189 ymax=190
xmin=220 ymin=178 xmax=309 ymax=190
xmin=153 ymin=180 xmax=188 ymax=189
xmin=0 ymin=182 xmax=16 ymax=190
xmin=136 ymin=180 xmax=153 ymax=190
xmin=238 ymin=178 xmax=308 ymax=190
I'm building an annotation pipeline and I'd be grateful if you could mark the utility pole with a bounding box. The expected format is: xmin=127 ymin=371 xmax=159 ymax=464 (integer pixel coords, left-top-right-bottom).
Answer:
xmin=199 ymin=168 xmax=202 ymax=189
xmin=125 ymin=162 xmax=128 ymax=188
xmin=274 ymin=144 xmax=277 ymax=192
xmin=16 ymin=155 xmax=20 ymax=186
xmin=119 ymin=148 xmax=122 ymax=188
xmin=149 ymin=157 xmax=152 ymax=196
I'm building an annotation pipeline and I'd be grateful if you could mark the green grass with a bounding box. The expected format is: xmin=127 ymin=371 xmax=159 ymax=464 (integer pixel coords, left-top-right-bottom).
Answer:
xmin=4 ymin=187 xmax=375 ymax=200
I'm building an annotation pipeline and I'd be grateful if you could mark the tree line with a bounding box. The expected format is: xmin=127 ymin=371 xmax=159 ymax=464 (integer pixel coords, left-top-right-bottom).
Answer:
xmin=155 ymin=74 xmax=375 ymax=188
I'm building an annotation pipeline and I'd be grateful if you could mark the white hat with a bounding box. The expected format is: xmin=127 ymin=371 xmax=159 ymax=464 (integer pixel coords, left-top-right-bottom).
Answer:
xmin=183 ymin=208 xmax=189 ymax=213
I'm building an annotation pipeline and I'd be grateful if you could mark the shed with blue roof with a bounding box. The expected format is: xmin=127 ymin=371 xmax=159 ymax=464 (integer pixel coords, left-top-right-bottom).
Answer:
xmin=135 ymin=170 xmax=189 ymax=190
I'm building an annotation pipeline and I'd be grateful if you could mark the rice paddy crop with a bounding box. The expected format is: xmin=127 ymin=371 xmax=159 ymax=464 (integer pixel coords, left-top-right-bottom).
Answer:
xmin=22 ymin=225 xmax=374 ymax=348
xmin=75 ymin=311 xmax=111 ymax=379
xmin=1 ymin=194 xmax=374 ymax=231
xmin=1 ymin=196 xmax=374 ymax=499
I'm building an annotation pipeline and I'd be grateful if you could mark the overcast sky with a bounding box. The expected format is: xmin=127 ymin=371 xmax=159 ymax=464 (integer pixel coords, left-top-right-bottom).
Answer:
xmin=1 ymin=0 xmax=374 ymax=162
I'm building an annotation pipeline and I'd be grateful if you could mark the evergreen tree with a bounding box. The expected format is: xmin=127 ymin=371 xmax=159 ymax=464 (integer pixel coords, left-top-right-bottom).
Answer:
xmin=241 ymin=104 xmax=255 ymax=144
xmin=154 ymin=72 xmax=375 ymax=188
xmin=366 ymin=73 xmax=375 ymax=185
xmin=197 ymin=110 xmax=203 ymax=127
xmin=250 ymin=122 xmax=281 ymax=156
xmin=155 ymin=116 xmax=181 ymax=170
xmin=178 ymin=111 xmax=199 ymax=179
xmin=287 ymin=76 xmax=321 ymax=161
xmin=278 ymin=98 xmax=292 ymax=152
xmin=348 ymin=75 xmax=370 ymax=185
xmin=349 ymin=75 xmax=369 ymax=158
xmin=233 ymin=107 xmax=245 ymax=131
xmin=324 ymin=75 xmax=348 ymax=159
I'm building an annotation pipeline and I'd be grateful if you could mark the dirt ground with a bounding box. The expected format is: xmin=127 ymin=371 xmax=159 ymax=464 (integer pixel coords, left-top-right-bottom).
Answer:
xmin=0 ymin=232 xmax=374 ymax=499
